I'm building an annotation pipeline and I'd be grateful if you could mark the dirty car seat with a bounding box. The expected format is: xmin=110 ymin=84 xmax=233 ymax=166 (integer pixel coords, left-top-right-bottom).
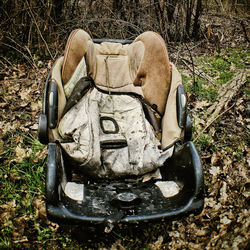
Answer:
xmin=38 ymin=29 xmax=204 ymax=225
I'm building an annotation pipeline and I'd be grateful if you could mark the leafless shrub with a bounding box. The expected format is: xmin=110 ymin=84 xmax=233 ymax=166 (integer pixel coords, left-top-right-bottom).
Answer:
xmin=0 ymin=0 xmax=248 ymax=61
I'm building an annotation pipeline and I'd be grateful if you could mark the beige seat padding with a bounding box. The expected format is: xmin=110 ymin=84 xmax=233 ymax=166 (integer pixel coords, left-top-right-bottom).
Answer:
xmin=85 ymin=41 xmax=144 ymax=96
xmin=62 ymin=29 xmax=91 ymax=84
xmin=161 ymin=63 xmax=183 ymax=148
xmin=59 ymin=29 xmax=183 ymax=148
xmin=51 ymin=57 xmax=66 ymax=119
xmin=133 ymin=31 xmax=171 ymax=114
xmin=62 ymin=29 xmax=171 ymax=115
xmin=86 ymin=43 xmax=132 ymax=88
xmin=49 ymin=57 xmax=66 ymax=141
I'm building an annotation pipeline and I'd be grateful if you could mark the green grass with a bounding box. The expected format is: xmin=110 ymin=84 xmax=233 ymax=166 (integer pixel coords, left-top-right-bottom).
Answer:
xmin=186 ymin=80 xmax=218 ymax=102
xmin=195 ymin=47 xmax=249 ymax=86
xmin=181 ymin=47 xmax=249 ymax=102
xmin=0 ymin=134 xmax=47 ymax=248
xmin=0 ymin=129 xmax=80 ymax=248
xmin=195 ymin=134 xmax=214 ymax=152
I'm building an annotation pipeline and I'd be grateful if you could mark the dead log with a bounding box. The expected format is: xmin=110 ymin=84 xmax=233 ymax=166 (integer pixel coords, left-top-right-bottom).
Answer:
xmin=194 ymin=69 xmax=247 ymax=141
xmin=205 ymin=70 xmax=247 ymax=124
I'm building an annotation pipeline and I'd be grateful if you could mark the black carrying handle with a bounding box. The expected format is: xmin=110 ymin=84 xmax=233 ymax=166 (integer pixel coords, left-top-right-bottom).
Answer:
xmin=48 ymin=81 xmax=58 ymax=129
xmin=38 ymin=69 xmax=52 ymax=144
xmin=176 ymin=84 xmax=187 ymax=129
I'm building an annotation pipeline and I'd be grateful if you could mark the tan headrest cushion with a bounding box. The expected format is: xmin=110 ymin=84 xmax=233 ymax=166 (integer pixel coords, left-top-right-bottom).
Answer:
xmin=133 ymin=31 xmax=171 ymax=114
xmin=62 ymin=29 xmax=171 ymax=114
xmin=62 ymin=29 xmax=91 ymax=84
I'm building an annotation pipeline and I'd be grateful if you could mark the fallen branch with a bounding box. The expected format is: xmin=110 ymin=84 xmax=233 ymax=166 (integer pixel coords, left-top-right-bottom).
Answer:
xmin=205 ymin=70 xmax=247 ymax=123
xmin=194 ymin=69 xmax=247 ymax=141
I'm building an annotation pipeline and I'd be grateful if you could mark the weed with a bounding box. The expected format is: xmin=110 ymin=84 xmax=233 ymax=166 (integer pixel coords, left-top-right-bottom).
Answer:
xmin=0 ymin=132 xmax=46 ymax=248
xmin=218 ymin=71 xmax=234 ymax=84
xmin=195 ymin=133 xmax=214 ymax=152
xmin=186 ymin=80 xmax=218 ymax=102
xmin=213 ymin=57 xmax=229 ymax=71
xmin=36 ymin=226 xmax=51 ymax=241
xmin=233 ymin=151 xmax=244 ymax=162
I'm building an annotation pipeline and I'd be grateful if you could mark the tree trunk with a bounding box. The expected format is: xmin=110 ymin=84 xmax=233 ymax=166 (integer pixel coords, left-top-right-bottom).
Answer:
xmin=192 ymin=0 xmax=202 ymax=39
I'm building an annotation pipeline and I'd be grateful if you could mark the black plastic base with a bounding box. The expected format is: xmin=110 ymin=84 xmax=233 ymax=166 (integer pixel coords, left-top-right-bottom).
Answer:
xmin=45 ymin=141 xmax=204 ymax=225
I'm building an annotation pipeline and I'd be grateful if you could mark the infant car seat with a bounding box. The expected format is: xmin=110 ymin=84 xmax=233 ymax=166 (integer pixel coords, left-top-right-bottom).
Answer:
xmin=38 ymin=30 xmax=204 ymax=226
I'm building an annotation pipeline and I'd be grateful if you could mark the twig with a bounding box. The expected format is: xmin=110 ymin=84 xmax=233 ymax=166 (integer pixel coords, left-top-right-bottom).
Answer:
xmin=174 ymin=48 xmax=181 ymax=65
xmin=181 ymin=58 xmax=216 ymax=86
xmin=24 ymin=46 xmax=39 ymax=71
xmin=1 ymin=42 xmax=33 ymax=66
xmin=184 ymin=43 xmax=197 ymax=87
xmin=240 ymin=20 xmax=249 ymax=43
xmin=69 ymin=17 xmax=143 ymax=36
xmin=25 ymin=0 xmax=54 ymax=60
xmin=5 ymin=36 xmax=38 ymax=70
xmin=0 ymin=56 xmax=13 ymax=66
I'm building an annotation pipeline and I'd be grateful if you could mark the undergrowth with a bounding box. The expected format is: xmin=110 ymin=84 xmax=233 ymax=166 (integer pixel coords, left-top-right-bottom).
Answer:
xmin=183 ymin=47 xmax=248 ymax=102
xmin=0 ymin=45 xmax=249 ymax=248
xmin=181 ymin=46 xmax=249 ymax=152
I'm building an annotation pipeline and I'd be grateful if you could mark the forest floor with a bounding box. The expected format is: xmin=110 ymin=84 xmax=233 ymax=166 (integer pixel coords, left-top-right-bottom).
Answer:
xmin=0 ymin=11 xmax=249 ymax=249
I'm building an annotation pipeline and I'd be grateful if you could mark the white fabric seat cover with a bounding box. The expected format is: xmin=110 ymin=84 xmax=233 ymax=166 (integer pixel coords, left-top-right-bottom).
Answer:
xmin=58 ymin=88 xmax=172 ymax=178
